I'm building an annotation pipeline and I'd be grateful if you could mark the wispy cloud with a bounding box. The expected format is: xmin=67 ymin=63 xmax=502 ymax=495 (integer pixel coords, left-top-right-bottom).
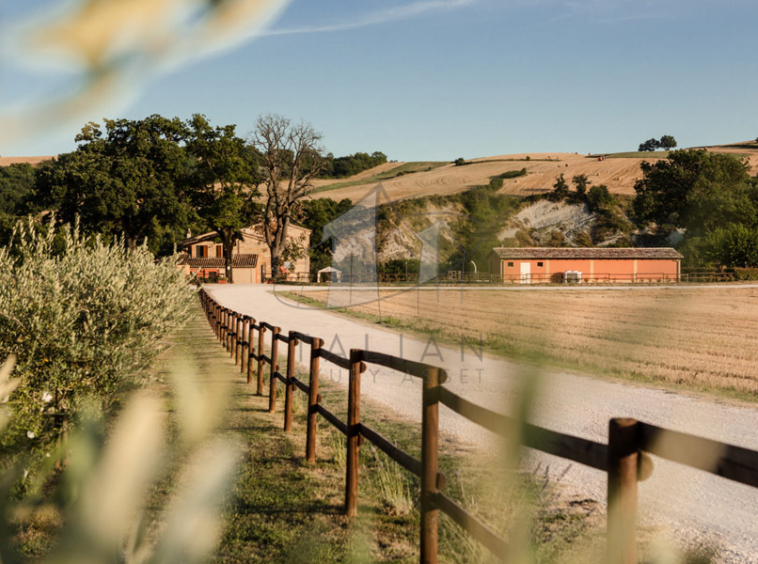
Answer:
xmin=260 ymin=0 xmax=478 ymax=36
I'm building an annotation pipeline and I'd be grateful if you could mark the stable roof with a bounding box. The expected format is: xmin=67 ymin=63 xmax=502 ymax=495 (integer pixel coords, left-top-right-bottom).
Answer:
xmin=491 ymin=247 xmax=683 ymax=260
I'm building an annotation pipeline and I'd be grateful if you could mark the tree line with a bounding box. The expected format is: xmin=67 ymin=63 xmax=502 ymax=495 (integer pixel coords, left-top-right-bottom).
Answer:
xmin=0 ymin=114 xmax=376 ymax=281
xmin=633 ymin=149 xmax=758 ymax=268
xmin=319 ymin=151 xmax=388 ymax=178
xmin=638 ymin=135 xmax=678 ymax=152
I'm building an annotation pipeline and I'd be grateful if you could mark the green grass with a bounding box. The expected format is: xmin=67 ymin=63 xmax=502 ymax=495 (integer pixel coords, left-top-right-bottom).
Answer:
xmin=311 ymin=162 xmax=449 ymax=194
xmin=601 ymin=151 xmax=671 ymax=159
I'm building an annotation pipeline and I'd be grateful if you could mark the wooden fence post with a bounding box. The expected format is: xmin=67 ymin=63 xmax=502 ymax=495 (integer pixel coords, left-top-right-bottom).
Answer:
xmin=216 ymin=307 xmax=221 ymax=341
xmin=257 ymin=326 xmax=266 ymax=396
xmin=268 ymin=327 xmax=281 ymax=413
xmin=284 ymin=332 xmax=298 ymax=432
xmin=306 ymin=338 xmax=323 ymax=463
xmin=240 ymin=317 xmax=249 ymax=374
xmin=227 ymin=311 xmax=235 ymax=352
xmin=220 ymin=308 xmax=227 ymax=344
xmin=232 ymin=314 xmax=239 ymax=362
xmin=607 ymin=418 xmax=640 ymax=564
xmin=421 ymin=367 xmax=441 ymax=564
xmin=345 ymin=349 xmax=363 ymax=517
xmin=224 ymin=309 xmax=230 ymax=350
xmin=247 ymin=319 xmax=256 ymax=384
xmin=234 ymin=313 xmax=245 ymax=366
xmin=231 ymin=313 xmax=238 ymax=360
xmin=214 ymin=305 xmax=219 ymax=340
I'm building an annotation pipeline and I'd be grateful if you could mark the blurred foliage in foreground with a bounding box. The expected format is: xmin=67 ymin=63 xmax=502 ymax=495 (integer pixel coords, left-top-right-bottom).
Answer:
xmin=0 ymin=356 xmax=240 ymax=564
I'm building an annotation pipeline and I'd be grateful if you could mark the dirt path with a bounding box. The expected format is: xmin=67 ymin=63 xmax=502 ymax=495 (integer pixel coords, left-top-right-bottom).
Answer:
xmin=206 ymin=284 xmax=758 ymax=564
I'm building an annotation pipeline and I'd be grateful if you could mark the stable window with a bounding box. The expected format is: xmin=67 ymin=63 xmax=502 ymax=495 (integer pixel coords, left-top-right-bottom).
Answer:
xmin=537 ymin=262 xmax=544 ymax=267
xmin=507 ymin=262 xmax=514 ymax=267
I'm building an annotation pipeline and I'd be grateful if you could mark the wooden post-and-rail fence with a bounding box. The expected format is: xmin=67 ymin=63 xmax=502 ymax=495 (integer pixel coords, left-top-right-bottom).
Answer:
xmin=198 ymin=289 xmax=758 ymax=564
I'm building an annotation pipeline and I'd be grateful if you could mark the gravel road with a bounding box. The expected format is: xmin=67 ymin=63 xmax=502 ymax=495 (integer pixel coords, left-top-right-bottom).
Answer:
xmin=205 ymin=284 xmax=758 ymax=563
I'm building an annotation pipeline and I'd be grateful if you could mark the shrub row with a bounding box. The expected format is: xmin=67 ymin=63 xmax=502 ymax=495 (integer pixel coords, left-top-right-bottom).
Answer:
xmin=0 ymin=219 xmax=192 ymax=457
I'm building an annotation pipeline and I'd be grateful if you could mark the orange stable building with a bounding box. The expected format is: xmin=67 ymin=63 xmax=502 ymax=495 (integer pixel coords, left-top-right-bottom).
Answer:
xmin=489 ymin=247 xmax=683 ymax=284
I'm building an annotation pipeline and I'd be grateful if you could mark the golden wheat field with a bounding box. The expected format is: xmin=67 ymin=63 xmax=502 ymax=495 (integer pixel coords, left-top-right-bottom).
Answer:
xmin=310 ymin=144 xmax=758 ymax=205
xmin=304 ymin=287 xmax=758 ymax=397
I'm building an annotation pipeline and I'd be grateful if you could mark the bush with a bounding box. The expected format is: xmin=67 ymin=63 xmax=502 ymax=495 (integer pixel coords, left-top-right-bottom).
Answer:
xmin=379 ymin=258 xmax=420 ymax=276
xmin=488 ymin=177 xmax=504 ymax=191
xmin=703 ymin=224 xmax=758 ymax=267
xmin=454 ymin=158 xmax=466 ymax=166
xmin=0 ymin=219 xmax=192 ymax=455
xmin=500 ymin=168 xmax=527 ymax=180
xmin=586 ymin=185 xmax=615 ymax=213
xmin=734 ymin=267 xmax=758 ymax=281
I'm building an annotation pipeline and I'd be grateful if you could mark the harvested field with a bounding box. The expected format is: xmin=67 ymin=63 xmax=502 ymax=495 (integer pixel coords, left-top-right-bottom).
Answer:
xmin=310 ymin=144 xmax=758 ymax=206
xmin=301 ymin=287 xmax=758 ymax=397
xmin=0 ymin=156 xmax=53 ymax=166
xmin=308 ymin=153 xmax=655 ymax=205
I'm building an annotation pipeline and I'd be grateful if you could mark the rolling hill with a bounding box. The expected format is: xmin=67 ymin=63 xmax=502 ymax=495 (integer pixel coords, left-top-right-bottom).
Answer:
xmin=310 ymin=142 xmax=758 ymax=206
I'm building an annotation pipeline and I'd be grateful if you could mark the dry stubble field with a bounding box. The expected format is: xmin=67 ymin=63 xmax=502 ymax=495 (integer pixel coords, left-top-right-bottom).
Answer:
xmin=304 ymin=287 xmax=758 ymax=397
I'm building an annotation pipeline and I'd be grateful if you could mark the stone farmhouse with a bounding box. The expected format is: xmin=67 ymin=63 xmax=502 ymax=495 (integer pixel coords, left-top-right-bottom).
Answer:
xmin=178 ymin=223 xmax=311 ymax=283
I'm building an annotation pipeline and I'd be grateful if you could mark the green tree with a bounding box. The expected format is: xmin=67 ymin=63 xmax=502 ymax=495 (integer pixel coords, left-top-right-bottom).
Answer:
xmin=0 ymin=163 xmax=37 ymax=246
xmin=659 ymin=135 xmax=678 ymax=151
xmin=0 ymin=163 xmax=36 ymax=216
xmin=638 ymin=138 xmax=660 ymax=152
xmin=318 ymin=151 xmax=388 ymax=178
xmin=633 ymin=150 xmax=757 ymax=235
xmin=703 ymin=224 xmax=758 ymax=267
xmin=586 ymin=185 xmax=615 ymax=213
xmin=551 ymin=174 xmax=569 ymax=201
xmin=32 ymin=116 xmax=192 ymax=253
xmin=572 ymin=174 xmax=590 ymax=196
xmin=185 ymin=114 xmax=261 ymax=283
xmin=301 ymin=198 xmax=353 ymax=274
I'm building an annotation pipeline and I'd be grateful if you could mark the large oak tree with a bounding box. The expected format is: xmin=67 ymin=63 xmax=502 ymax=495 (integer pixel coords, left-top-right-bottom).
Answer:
xmin=33 ymin=115 xmax=191 ymax=253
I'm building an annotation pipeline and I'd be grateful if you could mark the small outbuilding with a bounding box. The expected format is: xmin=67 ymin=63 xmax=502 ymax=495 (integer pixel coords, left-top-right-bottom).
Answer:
xmin=489 ymin=247 xmax=683 ymax=284
xmin=317 ymin=266 xmax=342 ymax=283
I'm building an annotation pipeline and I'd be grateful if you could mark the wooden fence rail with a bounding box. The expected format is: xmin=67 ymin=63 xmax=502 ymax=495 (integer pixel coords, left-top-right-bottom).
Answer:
xmin=197 ymin=289 xmax=758 ymax=564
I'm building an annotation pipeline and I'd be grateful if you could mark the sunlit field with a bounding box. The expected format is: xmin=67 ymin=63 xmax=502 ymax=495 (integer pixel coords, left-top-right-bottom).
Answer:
xmin=299 ymin=287 xmax=758 ymax=398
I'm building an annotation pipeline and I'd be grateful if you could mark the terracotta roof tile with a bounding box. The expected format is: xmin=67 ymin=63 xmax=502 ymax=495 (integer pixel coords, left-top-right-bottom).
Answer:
xmin=177 ymin=254 xmax=258 ymax=268
xmin=491 ymin=247 xmax=683 ymax=260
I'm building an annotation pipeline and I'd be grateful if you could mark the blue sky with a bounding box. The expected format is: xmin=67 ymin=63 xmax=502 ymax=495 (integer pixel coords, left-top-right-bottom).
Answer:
xmin=1 ymin=0 xmax=757 ymax=160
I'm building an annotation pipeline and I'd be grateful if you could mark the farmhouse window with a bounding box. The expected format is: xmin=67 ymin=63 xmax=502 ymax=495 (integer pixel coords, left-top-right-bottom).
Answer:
xmin=538 ymin=262 xmax=544 ymax=267
xmin=195 ymin=246 xmax=208 ymax=258
xmin=507 ymin=262 xmax=514 ymax=267
xmin=216 ymin=245 xmax=223 ymax=258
